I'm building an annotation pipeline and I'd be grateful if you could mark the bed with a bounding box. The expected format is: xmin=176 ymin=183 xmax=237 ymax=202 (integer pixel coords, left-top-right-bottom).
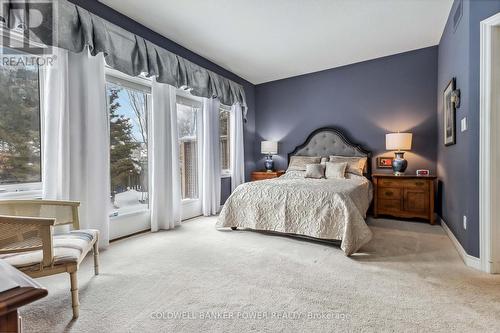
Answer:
xmin=216 ymin=127 xmax=373 ymax=255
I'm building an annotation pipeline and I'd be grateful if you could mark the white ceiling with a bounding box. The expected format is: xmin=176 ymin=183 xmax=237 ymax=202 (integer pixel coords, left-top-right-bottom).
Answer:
xmin=99 ymin=0 xmax=453 ymax=85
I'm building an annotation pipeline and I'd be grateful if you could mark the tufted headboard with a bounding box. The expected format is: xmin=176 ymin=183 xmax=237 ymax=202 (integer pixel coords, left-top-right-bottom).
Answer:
xmin=287 ymin=127 xmax=372 ymax=177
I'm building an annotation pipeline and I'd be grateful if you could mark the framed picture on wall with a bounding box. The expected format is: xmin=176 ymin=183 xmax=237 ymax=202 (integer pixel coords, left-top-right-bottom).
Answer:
xmin=377 ymin=156 xmax=394 ymax=169
xmin=443 ymin=78 xmax=456 ymax=146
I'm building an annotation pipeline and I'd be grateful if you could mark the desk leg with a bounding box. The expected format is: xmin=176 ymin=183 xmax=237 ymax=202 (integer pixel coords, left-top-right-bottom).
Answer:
xmin=0 ymin=310 xmax=21 ymax=333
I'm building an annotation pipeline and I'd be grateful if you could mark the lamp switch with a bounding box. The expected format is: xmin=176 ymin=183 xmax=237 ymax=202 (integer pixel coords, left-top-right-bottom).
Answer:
xmin=461 ymin=117 xmax=467 ymax=132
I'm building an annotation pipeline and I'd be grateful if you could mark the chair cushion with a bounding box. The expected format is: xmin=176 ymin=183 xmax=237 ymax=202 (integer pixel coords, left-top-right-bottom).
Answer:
xmin=0 ymin=229 xmax=98 ymax=270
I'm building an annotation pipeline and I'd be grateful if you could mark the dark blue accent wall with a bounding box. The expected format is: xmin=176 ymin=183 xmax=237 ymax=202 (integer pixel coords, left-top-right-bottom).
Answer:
xmin=438 ymin=0 xmax=500 ymax=257
xmin=255 ymin=47 xmax=438 ymax=174
xmin=70 ymin=0 xmax=257 ymax=203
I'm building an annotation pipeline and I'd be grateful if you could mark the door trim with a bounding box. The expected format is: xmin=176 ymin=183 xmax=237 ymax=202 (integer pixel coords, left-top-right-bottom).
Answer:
xmin=479 ymin=12 xmax=500 ymax=273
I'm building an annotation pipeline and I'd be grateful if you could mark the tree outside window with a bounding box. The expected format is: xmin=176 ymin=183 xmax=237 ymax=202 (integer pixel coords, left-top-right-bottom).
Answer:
xmin=0 ymin=48 xmax=41 ymax=185
xmin=107 ymin=82 xmax=149 ymax=215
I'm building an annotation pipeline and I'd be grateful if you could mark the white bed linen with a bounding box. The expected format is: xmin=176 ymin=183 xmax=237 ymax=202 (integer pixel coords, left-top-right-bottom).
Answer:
xmin=216 ymin=171 xmax=373 ymax=255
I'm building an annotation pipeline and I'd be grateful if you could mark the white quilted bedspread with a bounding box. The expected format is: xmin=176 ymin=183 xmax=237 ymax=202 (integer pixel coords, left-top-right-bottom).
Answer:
xmin=216 ymin=171 xmax=373 ymax=255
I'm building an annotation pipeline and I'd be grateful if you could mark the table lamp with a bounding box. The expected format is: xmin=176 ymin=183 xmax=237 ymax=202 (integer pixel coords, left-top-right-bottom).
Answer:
xmin=386 ymin=132 xmax=412 ymax=175
xmin=261 ymin=141 xmax=278 ymax=172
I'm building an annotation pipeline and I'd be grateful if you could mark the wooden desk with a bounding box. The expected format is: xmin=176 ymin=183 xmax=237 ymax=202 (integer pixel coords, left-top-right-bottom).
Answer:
xmin=0 ymin=260 xmax=47 ymax=333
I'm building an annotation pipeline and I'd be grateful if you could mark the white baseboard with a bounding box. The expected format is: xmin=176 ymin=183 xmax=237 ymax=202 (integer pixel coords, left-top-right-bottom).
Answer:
xmin=440 ymin=218 xmax=481 ymax=271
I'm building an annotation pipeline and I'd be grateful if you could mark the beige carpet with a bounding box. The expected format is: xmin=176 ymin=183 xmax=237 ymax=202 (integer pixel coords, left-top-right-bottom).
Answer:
xmin=21 ymin=217 xmax=500 ymax=333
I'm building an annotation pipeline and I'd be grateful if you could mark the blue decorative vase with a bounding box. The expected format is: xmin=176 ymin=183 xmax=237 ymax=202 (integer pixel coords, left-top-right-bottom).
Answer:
xmin=264 ymin=155 xmax=274 ymax=172
xmin=392 ymin=152 xmax=408 ymax=175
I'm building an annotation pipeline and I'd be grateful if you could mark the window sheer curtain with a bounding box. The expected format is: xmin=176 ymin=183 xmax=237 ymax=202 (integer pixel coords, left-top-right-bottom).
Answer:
xmin=201 ymin=98 xmax=221 ymax=215
xmin=41 ymin=47 xmax=110 ymax=248
xmin=150 ymin=79 xmax=182 ymax=231
xmin=41 ymin=48 xmax=242 ymax=238
xmin=230 ymin=103 xmax=245 ymax=191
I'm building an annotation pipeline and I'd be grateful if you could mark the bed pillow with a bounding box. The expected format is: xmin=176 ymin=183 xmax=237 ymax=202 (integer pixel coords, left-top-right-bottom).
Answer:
xmin=325 ymin=162 xmax=348 ymax=179
xmin=287 ymin=156 xmax=321 ymax=171
xmin=329 ymin=156 xmax=367 ymax=176
xmin=304 ymin=164 xmax=325 ymax=179
xmin=320 ymin=157 xmax=329 ymax=165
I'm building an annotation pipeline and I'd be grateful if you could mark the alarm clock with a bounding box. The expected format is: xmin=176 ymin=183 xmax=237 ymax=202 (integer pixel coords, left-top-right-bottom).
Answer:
xmin=416 ymin=169 xmax=430 ymax=176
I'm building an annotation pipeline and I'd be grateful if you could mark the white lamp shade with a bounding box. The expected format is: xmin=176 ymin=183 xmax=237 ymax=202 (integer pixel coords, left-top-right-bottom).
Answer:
xmin=386 ymin=133 xmax=412 ymax=151
xmin=261 ymin=141 xmax=278 ymax=155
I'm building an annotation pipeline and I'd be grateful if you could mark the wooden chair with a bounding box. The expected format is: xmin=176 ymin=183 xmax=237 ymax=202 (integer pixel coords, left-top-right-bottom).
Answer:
xmin=0 ymin=200 xmax=99 ymax=319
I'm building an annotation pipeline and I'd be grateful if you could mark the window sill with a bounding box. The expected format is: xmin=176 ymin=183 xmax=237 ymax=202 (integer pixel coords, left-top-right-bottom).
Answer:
xmin=110 ymin=209 xmax=149 ymax=220
xmin=0 ymin=190 xmax=42 ymax=200
xmin=182 ymin=198 xmax=199 ymax=205
xmin=221 ymin=172 xmax=232 ymax=179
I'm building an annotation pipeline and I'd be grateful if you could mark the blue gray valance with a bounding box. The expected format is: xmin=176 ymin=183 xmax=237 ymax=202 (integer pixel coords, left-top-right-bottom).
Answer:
xmin=1 ymin=0 xmax=247 ymax=110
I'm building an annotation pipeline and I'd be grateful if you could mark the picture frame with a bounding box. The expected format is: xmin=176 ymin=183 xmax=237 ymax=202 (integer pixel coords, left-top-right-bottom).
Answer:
xmin=377 ymin=156 xmax=394 ymax=169
xmin=444 ymin=78 xmax=456 ymax=146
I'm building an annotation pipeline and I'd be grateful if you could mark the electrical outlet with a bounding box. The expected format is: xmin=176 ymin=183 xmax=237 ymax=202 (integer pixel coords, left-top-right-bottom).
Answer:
xmin=463 ymin=215 xmax=467 ymax=230
xmin=461 ymin=117 xmax=467 ymax=132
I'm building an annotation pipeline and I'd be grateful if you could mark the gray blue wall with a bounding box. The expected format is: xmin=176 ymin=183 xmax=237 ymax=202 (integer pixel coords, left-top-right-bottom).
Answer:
xmin=220 ymin=178 xmax=232 ymax=205
xmin=255 ymin=47 xmax=438 ymax=175
xmin=70 ymin=0 xmax=256 ymax=204
xmin=437 ymin=0 xmax=500 ymax=257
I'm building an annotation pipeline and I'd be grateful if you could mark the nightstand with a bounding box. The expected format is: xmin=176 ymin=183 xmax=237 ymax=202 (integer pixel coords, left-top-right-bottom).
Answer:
xmin=372 ymin=173 xmax=437 ymax=224
xmin=251 ymin=170 xmax=285 ymax=181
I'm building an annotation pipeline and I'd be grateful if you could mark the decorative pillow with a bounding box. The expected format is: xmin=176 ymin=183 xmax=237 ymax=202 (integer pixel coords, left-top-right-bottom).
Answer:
xmin=304 ymin=164 xmax=325 ymax=179
xmin=287 ymin=156 xmax=321 ymax=171
xmin=325 ymin=162 xmax=348 ymax=179
xmin=329 ymin=156 xmax=367 ymax=176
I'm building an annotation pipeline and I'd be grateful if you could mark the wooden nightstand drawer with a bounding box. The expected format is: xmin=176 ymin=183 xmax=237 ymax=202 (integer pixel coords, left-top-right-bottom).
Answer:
xmin=379 ymin=178 xmax=429 ymax=190
xmin=373 ymin=173 xmax=436 ymax=224
xmin=378 ymin=199 xmax=402 ymax=212
xmin=378 ymin=178 xmax=402 ymax=188
xmin=401 ymin=179 xmax=429 ymax=189
xmin=378 ymin=187 xmax=401 ymax=200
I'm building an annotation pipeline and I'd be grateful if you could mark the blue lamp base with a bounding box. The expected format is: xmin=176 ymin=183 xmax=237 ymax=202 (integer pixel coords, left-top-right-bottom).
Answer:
xmin=392 ymin=151 xmax=408 ymax=176
xmin=264 ymin=155 xmax=274 ymax=172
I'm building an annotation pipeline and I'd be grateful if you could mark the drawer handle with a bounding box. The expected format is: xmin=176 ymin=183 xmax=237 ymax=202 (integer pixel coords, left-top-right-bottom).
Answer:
xmin=385 ymin=191 xmax=393 ymax=196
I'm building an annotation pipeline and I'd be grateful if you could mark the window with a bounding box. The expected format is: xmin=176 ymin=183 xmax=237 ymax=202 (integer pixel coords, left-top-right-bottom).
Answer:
xmin=0 ymin=48 xmax=42 ymax=188
xmin=106 ymin=77 xmax=150 ymax=216
xmin=219 ymin=106 xmax=231 ymax=176
xmin=177 ymin=96 xmax=201 ymax=200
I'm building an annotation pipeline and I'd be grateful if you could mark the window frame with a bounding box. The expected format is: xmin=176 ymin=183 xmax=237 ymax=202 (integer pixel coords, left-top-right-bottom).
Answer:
xmin=105 ymin=69 xmax=207 ymax=218
xmin=105 ymin=67 xmax=152 ymax=218
xmin=105 ymin=67 xmax=152 ymax=94
xmin=0 ymin=46 xmax=43 ymax=197
xmin=219 ymin=105 xmax=232 ymax=178
xmin=176 ymin=89 xmax=203 ymax=205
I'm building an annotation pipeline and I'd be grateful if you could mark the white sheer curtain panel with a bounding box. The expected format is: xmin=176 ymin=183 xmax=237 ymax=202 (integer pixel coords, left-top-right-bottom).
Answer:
xmin=40 ymin=47 xmax=70 ymax=200
xmin=150 ymin=79 xmax=182 ymax=231
xmin=41 ymin=47 xmax=110 ymax=247
xmin=201 ymin=98 xmax=221 ymax=215
xmin=230 ymin=103 xmax=245 ymax=191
